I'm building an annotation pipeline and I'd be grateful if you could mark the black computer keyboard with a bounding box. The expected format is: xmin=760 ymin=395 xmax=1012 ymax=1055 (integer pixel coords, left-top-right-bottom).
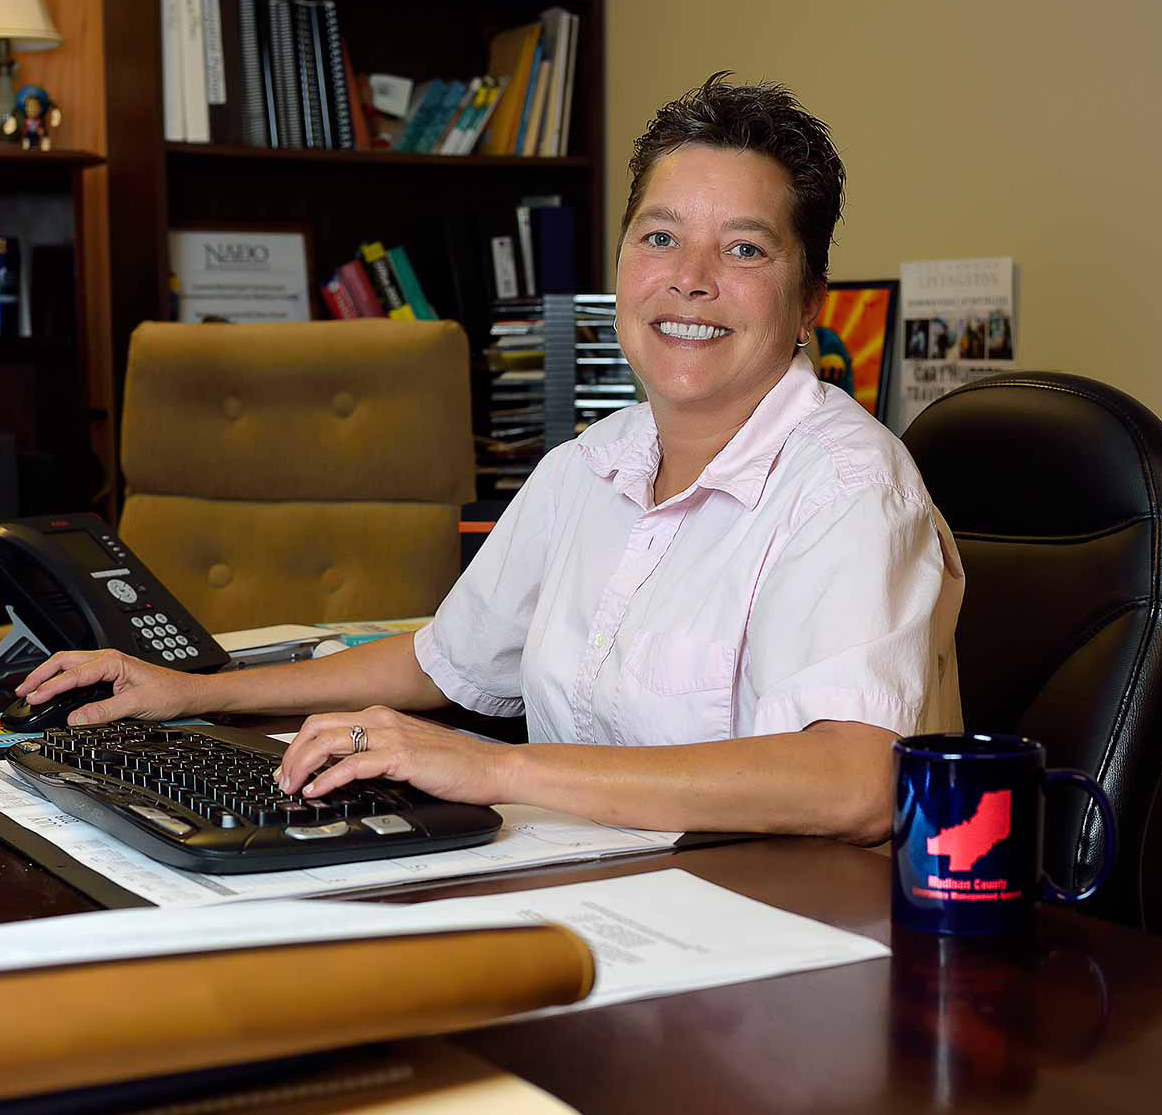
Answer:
xmin=5 ymin=722 xmax=502 ymax=873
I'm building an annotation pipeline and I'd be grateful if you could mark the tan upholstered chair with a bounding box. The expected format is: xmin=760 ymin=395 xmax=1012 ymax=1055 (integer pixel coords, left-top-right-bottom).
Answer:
xmin=119 ymin=320 xmax=475 ymax=633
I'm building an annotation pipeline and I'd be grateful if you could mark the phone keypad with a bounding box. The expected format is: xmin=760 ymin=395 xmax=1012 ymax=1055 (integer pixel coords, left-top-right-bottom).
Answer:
xmin=135 ymin=619 xmax=202 ymax=664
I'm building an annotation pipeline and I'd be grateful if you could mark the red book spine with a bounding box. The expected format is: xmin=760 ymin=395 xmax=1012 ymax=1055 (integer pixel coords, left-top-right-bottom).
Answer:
xmin=321 ymin=274 xmax=359 ymax=320
xmin=337 ymin=259 xmax=387 ymax=317
xmin=343 ymin=40 xmax=369 ymax=151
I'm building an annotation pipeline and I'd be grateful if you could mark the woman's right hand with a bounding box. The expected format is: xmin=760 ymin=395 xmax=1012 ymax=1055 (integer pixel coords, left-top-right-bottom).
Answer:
xmin=13 ymin=649 xmax=207 ymax=726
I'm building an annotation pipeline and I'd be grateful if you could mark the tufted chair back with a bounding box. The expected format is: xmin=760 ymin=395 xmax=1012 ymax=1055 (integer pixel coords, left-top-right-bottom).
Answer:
xmin=903 ymin=372 xmax=1162 ymax=932
xmin=119 ymin=320 xmax=475 ymax=633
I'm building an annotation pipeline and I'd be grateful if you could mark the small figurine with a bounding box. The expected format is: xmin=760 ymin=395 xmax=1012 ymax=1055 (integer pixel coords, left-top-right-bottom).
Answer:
xmin=2 ymin=85 xmax=62 ymax=151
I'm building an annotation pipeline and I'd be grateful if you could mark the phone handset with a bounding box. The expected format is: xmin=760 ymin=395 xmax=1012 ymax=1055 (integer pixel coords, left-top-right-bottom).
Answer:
xmin=0 ymin=513 xmax=230 ymax=677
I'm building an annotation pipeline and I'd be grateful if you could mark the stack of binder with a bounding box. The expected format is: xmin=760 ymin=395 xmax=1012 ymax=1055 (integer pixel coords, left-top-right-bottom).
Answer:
xmin=479 ymin=300 xmax=547 ymax=495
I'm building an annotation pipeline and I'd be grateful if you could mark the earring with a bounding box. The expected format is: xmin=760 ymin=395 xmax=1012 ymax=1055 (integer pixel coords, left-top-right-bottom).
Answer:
xmin=795 ymin=330 xmax=811 ymax=348
xmin=612 ymin=315 xmax=618 ymax=336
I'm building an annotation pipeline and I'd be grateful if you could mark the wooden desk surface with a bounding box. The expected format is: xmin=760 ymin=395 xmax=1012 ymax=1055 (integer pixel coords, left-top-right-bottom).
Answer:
xmin=2 ymin=826 xmax=1159 ymax=1114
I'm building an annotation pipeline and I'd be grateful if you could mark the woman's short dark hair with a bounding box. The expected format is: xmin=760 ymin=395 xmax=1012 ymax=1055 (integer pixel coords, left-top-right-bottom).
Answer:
xmin=618 ymin=72 xmax=846 ymax=299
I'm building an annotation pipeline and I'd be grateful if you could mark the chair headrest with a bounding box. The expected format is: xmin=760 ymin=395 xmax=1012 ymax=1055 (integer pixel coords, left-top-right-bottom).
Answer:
xmin=903 ymin=373 xmax=1162 ymax=537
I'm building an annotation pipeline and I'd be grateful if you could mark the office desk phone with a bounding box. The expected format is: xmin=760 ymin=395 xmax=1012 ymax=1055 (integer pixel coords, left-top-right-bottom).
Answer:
xmin=0 ymin=512 xmax=229 ymax=674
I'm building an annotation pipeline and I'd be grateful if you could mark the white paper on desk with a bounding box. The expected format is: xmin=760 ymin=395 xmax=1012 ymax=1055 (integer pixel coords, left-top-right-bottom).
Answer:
xmin=212 ymin=624 xmax=328 ymax=652
xmin=0 ymin=869 xmax=889 ymax=1013
xmin=0 ymin=761 xmax=679 ymax=908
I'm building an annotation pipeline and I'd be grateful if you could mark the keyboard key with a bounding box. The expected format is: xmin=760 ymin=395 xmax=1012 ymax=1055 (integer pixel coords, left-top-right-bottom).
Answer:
xmin=127 ymin=805 xmax=193 ymax=838
xmin=285 ymin=821 xmax=350 ymax=840
xmin=362 ymin=814 xmax=415 ymax=836
xmin=276 ymin=802 xmax=315 ymax=823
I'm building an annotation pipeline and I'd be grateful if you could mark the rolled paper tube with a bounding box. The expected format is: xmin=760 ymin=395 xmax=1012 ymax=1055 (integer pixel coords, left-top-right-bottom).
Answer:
xmin=1 ymin=924 xmax=595 ymax=1101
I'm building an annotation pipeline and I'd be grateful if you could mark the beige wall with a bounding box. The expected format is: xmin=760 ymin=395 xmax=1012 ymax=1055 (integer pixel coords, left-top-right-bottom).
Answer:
xmin=606 ymin=0 xmax=1162 ymax=416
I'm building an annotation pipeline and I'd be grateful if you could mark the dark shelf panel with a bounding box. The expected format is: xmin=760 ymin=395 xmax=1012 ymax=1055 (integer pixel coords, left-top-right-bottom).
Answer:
xmin=0 ymin=336 xmax=77 ymax=361
xmin=165 ymin=143 xmax=590 ymax=170
xmin=0 ymin=149 xmax=104 ymax=169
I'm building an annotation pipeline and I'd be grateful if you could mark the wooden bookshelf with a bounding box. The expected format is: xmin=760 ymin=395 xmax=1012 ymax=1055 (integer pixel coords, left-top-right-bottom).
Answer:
xmin=0 ymin=149 xmax=104 ymax=169
xmin=103 ymin=0 xmax=607 ymax=507
xmin=0 ymin=149 xmax=111 ymax=518
xmin=165 ymin=142 xmax=592 ymax=169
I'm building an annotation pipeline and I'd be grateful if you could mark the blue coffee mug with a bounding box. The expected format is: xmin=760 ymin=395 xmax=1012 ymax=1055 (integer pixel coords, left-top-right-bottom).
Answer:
xmin=892 ymin=733 xmax=1117 ymax=935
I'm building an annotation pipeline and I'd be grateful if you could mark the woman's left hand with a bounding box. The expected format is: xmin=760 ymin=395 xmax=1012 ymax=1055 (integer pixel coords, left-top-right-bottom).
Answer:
xmin=275 ymin=706 xmax=514 ymax=805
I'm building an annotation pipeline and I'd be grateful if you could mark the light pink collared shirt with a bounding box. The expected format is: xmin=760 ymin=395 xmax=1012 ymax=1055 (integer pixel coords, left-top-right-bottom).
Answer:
xmin=415 ymin=354 xmax=964 ymax=746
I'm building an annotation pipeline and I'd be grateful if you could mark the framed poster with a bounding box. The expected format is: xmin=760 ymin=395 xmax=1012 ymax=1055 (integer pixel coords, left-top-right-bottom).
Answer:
xmin=807 ymin=280 xmax=899 ymax=422
xmin=898 ymin=258 xmax=1015 ymax=431
xmin=167 ymin=226 xmax=314 ymax=323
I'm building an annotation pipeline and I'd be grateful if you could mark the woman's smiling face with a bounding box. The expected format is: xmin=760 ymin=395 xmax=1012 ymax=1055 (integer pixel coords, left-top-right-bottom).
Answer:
xmin=616 ymin=143 xmax=820 ymax=416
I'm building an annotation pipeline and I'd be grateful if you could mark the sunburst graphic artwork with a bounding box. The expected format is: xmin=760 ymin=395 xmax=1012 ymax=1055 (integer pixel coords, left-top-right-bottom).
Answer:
xmin=809 ymin=281 xmax=898 ymax=420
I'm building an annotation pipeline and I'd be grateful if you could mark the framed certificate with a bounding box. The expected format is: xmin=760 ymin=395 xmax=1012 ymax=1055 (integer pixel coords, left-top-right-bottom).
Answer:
xmin=167 ymin=227 xmax=314 ymax=323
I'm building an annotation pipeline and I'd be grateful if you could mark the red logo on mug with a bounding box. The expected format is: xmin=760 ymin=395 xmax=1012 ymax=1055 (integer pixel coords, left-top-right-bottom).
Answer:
xmin=927 ymin=789 xmax=1012 ymax=871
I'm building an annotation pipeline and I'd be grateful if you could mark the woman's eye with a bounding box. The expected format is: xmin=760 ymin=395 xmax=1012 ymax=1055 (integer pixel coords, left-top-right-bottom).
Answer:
xmin=727 ymin=242 xmax=764 ymax=260
xmin=645 ymin=231 xmax=674 ymax=248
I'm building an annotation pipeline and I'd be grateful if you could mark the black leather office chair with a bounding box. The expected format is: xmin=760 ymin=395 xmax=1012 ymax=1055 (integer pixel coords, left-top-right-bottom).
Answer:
xmin=903 ymin=372 xmax=1162 ymax=933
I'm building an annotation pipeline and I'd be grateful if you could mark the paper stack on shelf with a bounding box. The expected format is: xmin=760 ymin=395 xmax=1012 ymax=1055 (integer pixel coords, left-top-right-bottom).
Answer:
xmin=478 ymin=300 xmax=546 ymax=496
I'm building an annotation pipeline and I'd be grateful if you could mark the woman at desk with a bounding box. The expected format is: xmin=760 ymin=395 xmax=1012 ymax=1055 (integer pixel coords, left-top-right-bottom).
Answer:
xmin=17 ymin=75 xmax=963 ymax=846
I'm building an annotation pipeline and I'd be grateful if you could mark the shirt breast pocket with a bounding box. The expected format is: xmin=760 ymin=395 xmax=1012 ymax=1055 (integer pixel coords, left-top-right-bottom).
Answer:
xmin=614 ymin=632 xmax=737 ymax=747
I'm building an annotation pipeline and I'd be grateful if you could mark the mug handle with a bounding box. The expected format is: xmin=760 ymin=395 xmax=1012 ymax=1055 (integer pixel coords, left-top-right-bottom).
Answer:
xmin=1040 ymin=769 xmax=1118 ymax=903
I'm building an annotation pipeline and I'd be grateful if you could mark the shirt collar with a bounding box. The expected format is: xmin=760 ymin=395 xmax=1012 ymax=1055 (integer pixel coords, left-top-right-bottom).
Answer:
xmin=578 ymin=353 xmax=825 ymax=511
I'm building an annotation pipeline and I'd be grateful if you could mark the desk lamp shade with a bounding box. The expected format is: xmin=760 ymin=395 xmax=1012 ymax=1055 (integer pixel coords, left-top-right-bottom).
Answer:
xmin=0 ymin=0 xmax=62 ymax=49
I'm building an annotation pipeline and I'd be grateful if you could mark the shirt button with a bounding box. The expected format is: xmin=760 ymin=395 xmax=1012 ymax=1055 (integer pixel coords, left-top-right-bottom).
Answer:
xmin=593 ymin=632 xmax=607 ymax=648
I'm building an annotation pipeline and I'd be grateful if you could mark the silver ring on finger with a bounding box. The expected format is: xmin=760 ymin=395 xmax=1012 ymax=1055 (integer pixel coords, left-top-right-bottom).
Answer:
xmin=350 ymin=725 xmax=368 ymax=754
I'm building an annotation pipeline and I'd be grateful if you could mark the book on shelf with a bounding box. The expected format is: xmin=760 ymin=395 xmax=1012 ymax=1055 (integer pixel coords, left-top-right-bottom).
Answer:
xmin=204 ymin=0 xmax=244 ymax=146
xmin=463 ymin=77 xmax=507 ymax=153
xmin=342 ymin=41 xmax=368 ymax=149
xmin=489 ymin=236 xmax=521 ymax=301
xmin=474 ymin=7 xmax=580 ymax=158
xmin=512 ymin=40 xmax=543 ymax=155
xmin=479 ymin=196 xmax=570 ymax=303
xmin=536 ymin=7 xmax=571 ymax=157
xmin=336 ymin=260 xmax=386 ymax=318
xmin=163 ymin=0 xmax=360 ymax=149
xmin=421 ymin=80 xmax=469 ymax=153
xmin=161 ymin=0 xmax=184 ymax=141
xmin=320 ymin=243 xmax=436 ymax=322
xmin=292 ymin=0 xmax=329 ymax=148
xmin=480 ymin=21 xmax=542 ymax=155
xmin=359 ymin=242 xmax=415 ymax=320
xmin=559 ymin=11 xmax=581 ymax=155
xmin=387 ymin=246 xmax=437 ymax=320
xmin=320 ymin=273 xmax=358 ymax=320
xmin=181 ymin=0 xmax=210 ymax=142
xmin=318 ymin=1 xmax=356 ymax=148
xmin=161 ymin=4 xmax=580 ymax=154
xmin=396 ymin=79 xmax=445 ymax=153
xmin=238 ymin=0 xmax=268 ymax=144
xmin=521 ymin=59 xmax=553 ymax=157
xmin=516 ymin=204 xmax=537 ymax=294
xmin=532 ymin=204 xmax=577 ymax=293
xmin=266 ymin=0 xmax=303 ymax=148
xmin=435 ymin=78 xmax=481 ymax=154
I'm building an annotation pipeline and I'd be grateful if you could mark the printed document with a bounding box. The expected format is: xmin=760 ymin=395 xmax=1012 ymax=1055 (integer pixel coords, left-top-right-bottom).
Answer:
xmin=0 ymin=759 xmax=678 ymax=907
xmin=0 ymin=869 xmax=890 ymax=1011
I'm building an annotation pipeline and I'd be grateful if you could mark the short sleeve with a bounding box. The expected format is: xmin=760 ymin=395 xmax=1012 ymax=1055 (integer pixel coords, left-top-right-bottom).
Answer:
xmin=413 ymin=443 xmax=571 ymax=717
xmin=748 ymin=484 xmax=950 ymax=737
